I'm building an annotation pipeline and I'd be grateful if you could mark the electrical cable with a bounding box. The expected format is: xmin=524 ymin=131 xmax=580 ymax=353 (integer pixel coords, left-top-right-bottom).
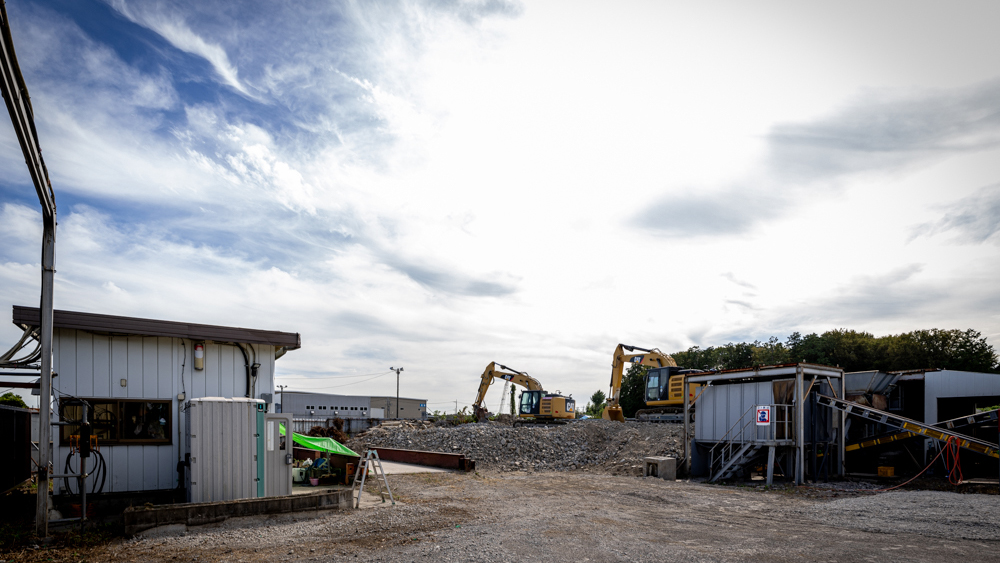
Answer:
xmin=866 ymin=437 xmax=953 ymax=493
xmin=943 ymin=438 xmax=963 ymax=485
xmin=62 ymin=448 xmax=106 ymax=495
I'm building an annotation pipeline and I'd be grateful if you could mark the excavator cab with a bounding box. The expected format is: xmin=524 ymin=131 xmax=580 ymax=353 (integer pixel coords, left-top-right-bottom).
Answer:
xmin=518 ymin=390 xmax=575 ymax=420
xmin=644 ymin=366 xmax=704 ymax=407
xmin=519 ymin=390 xmax=541 ymax=416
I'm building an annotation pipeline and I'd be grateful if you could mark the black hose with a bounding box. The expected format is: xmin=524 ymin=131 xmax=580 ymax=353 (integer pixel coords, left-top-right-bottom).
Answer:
xmin=62 ymin=449 xmax=107 ymax=495
xmin=235 ymin=343 xmax=251 ymax=398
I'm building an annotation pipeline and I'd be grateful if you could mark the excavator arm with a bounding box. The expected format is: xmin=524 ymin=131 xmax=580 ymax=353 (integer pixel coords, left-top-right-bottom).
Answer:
xmin=603 ymin=343 xmax=677 ymax=422
xmin=473 ymin=362 xmax=542 ymax=421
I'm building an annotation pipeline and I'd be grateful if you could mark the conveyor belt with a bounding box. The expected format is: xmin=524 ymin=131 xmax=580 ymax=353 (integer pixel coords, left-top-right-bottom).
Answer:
xmin=845 ymin=407 xmax=1000 ymax=453
xmin=818 ymin=395 xmax=999 ymax=459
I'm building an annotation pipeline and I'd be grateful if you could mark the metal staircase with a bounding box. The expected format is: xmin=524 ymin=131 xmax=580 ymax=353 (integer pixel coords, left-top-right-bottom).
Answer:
xmin=818 ymin=395 xmax=999 ymax=459
xmin=708 ymin=404 xmax=793 ymax=483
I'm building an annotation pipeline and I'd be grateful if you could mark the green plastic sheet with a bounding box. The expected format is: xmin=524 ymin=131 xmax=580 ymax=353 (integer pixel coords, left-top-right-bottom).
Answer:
xmin=279 ymin=423 xmax=358 ymax=457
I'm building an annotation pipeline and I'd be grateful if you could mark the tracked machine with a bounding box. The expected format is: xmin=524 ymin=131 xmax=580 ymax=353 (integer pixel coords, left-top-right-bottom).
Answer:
xmin=603 ymin=343 xmax=702 ymax=422
xmin=472 ymin=362 xmax=575 ymax=423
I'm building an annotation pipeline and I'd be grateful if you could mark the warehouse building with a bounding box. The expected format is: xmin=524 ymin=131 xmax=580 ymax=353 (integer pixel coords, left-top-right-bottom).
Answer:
xmin=278 ymin=391 xmax=427 ymax=420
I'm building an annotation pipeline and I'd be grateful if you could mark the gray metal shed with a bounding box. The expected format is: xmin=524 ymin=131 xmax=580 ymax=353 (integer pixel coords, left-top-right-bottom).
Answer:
xmin=683 ymin=363 xmax=845 ymax=485
xmin=13 ymin=306 xmax=299 ymax=495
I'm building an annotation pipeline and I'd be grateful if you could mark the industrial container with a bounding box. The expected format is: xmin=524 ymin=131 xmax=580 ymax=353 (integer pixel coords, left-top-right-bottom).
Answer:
xmin=185 ymin=397 xmax=263 ymax=503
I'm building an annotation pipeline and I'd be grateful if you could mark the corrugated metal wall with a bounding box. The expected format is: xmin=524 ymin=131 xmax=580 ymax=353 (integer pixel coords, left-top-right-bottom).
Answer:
xmin=696 ymin=381 xmax=777 ymax=442
xmin=50 ymin=328 xmax=275 ymax=494
xmin=924 ymin=370 xmax=1000 ymax=423
xmin=186 ymin=398 xmax=260 ymax=503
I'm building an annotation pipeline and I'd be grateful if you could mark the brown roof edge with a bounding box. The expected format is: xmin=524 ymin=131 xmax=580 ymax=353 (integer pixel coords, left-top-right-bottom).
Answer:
xmin=12 ymin=306 xmax=301 ymax=351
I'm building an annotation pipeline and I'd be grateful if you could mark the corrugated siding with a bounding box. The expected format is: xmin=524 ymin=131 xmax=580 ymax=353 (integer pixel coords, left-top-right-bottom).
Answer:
xmin=696 ymin=381 xmax=774 ymax=442
xmin=51 ymin=329 xmax=278 ymax=495
xmin=187 ymin=399 xmax=258 ymax=503
xmin=924 ymin=370 xmax=1000 ymax=423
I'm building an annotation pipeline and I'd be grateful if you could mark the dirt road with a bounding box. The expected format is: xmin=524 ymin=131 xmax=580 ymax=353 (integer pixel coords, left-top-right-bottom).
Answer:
xmin=11 ymin=471 xmax=998 ymax=563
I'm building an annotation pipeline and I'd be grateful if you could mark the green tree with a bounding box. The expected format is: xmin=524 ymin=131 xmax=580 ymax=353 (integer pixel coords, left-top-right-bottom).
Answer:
xmin=619 ymin=363 xmax=648 ymax=419
xmin=886 ymin=329 xmax=999 ymax=372
xmin=715 ymin=342 xmax=756 ymax=370
xmin=672 ymin=346 xmax=718 ymax=370
xmin=586 ymin=389 xmax=606 ymax=417
xmin=752 ymin=336 xmax=791 ymax=366
xmin=0 ymin=392 xmax=28 ymax=409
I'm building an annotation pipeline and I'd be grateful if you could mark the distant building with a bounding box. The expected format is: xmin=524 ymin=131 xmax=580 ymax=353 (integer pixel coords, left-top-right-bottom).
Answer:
xmin=278 ymin=391 xmax=371 ymax=418
xmin=276 ymin=390 xmax=426 ymax=420
xmin=369 ymin=396 xmax=427 ymax=420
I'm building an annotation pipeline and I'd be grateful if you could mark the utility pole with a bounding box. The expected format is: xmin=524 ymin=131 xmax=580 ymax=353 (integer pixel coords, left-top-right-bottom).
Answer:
xmin=277 ymin=385 xmax=286 ymax=413
xmin=2 ymin=3 xmax=57 ymax=537
xmin=390 ymin=367 xmax=403 ymax=419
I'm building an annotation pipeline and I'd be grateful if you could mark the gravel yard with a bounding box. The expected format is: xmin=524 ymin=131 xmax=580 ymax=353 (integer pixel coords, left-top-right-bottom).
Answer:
xmin=347 ymin=419 xmax=686 ymax=475
xmin=3 ymin=420 xmax=998 ymax=562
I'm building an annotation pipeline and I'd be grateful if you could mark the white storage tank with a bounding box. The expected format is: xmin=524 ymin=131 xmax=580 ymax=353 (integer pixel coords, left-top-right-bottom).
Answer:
xmin=185 ymin=397 xmax=263 ymax=503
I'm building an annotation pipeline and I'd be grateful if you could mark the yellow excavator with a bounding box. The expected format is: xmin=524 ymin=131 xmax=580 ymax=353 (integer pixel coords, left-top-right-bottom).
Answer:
xmin=473 ymin=362 xmax=575 ymax=423
xmin=602 ymin=344 xmax=701 ymax=422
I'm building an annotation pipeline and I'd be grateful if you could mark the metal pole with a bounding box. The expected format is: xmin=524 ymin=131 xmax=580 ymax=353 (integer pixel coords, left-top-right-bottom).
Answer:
xmin=35 ymin=221 xmax=54 ymax=536
xmin=277 ymin=384 xmax=286 ymax=413
xmin=79 ymin=402 xmax=88 ymax=533
xmin=389 ymin=367 xmax=402 ymax=419
xmin=795 ymin=365 xmax=804 ymax=485
xmin=682 ymin=375 xmax=690 ymax=476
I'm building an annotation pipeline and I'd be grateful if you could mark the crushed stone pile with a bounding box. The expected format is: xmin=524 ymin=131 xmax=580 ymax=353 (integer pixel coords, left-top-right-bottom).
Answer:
xmin=347 ymin=419 xmax=685 ymax=475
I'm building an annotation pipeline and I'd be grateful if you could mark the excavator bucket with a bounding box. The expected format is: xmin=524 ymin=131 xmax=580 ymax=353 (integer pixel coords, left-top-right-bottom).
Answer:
xmin=602 ymin=405 xmax=625 ymax=423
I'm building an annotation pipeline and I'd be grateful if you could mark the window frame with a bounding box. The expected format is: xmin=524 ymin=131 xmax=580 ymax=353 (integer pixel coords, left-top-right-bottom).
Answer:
xmin=59 ymin=397 xmax=173 ymax=446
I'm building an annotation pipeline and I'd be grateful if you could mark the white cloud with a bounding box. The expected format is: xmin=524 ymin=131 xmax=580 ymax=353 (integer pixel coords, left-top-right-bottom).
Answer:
xmin=105 ymin=0 xmax=253 ymax=98
xmin=3 ymin=1 xmax=1000 ymax=412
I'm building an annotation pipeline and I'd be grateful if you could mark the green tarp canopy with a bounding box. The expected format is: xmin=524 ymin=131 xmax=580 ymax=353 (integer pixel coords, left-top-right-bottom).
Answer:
xmin=279 ymin=424 xmax=358 ymax=457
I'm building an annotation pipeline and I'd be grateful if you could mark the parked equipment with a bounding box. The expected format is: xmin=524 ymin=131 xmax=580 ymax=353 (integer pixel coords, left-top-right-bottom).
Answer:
xmin=472 ymin=362 xmax=575 ymax=422
xmin=638 ymin=366 xmax=705 ymax=421
xmin=603 ymin=344 xmax=675 ymax=422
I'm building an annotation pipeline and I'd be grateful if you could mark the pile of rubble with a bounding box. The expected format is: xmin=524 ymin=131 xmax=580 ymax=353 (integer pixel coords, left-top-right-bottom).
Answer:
xmin=347 ymin=419 xmax=685 ymax=475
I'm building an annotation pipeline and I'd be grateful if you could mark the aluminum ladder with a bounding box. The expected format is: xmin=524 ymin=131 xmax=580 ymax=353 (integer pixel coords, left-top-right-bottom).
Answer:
xmin=352 ymin=449 xmax=395 ymax=508
xmin=817 ymin=395 xmax=999 ymax=459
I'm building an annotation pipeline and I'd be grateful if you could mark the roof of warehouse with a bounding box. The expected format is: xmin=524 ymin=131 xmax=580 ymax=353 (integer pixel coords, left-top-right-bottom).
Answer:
xmin=12 ymin=305 xmax=300 ymax=350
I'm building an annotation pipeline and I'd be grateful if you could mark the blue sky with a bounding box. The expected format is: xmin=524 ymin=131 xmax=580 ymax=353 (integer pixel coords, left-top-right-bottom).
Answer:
xmin=3 ymin=0 xmax=1000 ymax=410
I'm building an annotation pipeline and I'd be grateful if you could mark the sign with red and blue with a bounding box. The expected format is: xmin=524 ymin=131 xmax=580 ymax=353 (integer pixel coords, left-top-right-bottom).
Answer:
xmin=756 ymin=406 xmax=771 ymax=426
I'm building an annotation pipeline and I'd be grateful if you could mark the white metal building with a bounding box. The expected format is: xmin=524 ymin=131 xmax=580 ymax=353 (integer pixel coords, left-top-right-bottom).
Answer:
xmin=12 ymin=306 xmax=299 ymax=495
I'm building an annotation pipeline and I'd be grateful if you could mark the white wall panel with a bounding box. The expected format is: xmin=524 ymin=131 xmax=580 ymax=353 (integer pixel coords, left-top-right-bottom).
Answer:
xmin=127 ymin=336 xmax=143 ymax=398
xmin=93 ymin=335 xmax=111 ymax=398
xmin=76 ymin=331 xmax=94 ymax=397
xmin=220 ymin=344 xmax=236 ymax=398
xmin=111 ymin=337 xmax=128 ymax=399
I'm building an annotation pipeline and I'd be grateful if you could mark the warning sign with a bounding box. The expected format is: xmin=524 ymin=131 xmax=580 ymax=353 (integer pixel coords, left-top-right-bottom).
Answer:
xmin=755 ymin=406 xmax=771 ymax=426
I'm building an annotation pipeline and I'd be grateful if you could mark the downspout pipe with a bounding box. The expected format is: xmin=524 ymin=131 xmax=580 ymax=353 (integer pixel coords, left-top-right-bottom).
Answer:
xmin=235 ymin=343 xmax=251 ymax=398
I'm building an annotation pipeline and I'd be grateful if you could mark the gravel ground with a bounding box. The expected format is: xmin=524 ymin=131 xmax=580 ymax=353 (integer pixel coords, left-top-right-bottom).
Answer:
xmin=805 ymin=490 xmax=1000 ymax=540
xmin=4 ymin=421 xmax=998 ymax=562
xmin=6 ymin=471 xmax=998 ymax=563
xmin=347 ymin=419 xmax=685 ymax=475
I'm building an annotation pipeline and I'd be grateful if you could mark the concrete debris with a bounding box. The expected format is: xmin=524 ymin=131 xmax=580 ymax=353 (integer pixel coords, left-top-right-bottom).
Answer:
xmin=348 ymin=419 xmax=685 ymax=475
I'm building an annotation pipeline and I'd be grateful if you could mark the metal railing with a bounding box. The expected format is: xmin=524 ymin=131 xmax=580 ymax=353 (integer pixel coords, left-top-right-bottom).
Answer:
xmin=708 ymin=404 xmax=794 ymax=481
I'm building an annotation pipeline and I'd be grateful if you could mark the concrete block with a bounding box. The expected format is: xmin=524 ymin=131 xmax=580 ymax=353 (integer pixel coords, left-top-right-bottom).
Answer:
xmin=643 ymin=456 xmax=676 ymax=480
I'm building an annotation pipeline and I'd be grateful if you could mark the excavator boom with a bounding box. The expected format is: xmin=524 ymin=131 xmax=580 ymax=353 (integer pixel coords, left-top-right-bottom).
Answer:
xmin=603 ymin=343 xmax=677 ymax=422
xmin=473 ymin=362 xmax=542 ymax=421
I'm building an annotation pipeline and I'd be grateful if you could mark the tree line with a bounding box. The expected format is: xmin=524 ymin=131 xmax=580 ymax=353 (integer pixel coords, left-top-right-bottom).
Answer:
xmin=584 ymin=328 xmax=999 ymax=419
xmin=670 ymin=328 xmax=999 ymax=374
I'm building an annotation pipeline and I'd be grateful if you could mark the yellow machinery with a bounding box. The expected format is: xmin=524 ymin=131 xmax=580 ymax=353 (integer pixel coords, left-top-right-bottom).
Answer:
xmin=473 ymin=362 xmax=575 ymax=422
xmin=603 ymin=343 xmax=701 ymax=422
